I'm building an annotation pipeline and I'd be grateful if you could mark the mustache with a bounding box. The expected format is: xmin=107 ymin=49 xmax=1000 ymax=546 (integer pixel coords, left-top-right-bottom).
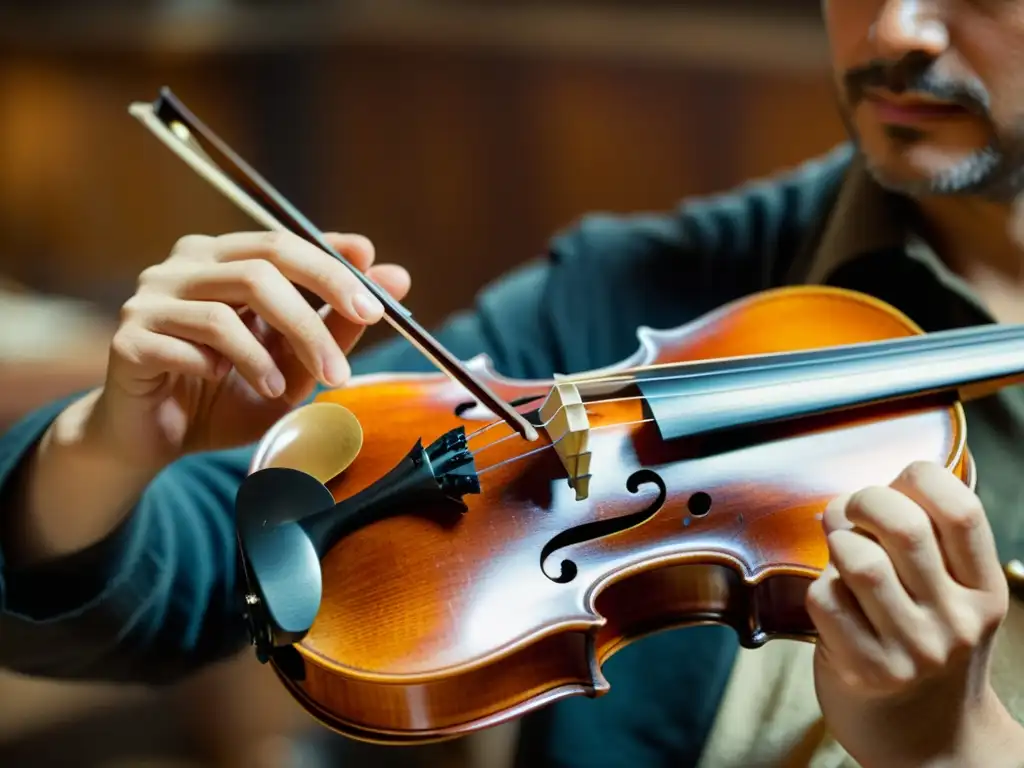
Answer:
xmin=844 ymin=54 xmax=990 ymax=115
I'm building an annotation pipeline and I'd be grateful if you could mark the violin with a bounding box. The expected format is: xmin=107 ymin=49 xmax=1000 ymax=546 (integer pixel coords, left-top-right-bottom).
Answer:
xmin=130 ymin=89 xmax=1024 ymax=745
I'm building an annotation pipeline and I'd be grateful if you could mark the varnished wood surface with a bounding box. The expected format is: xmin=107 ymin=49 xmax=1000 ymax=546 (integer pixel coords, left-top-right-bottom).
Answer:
xmin=250 ymin=286 xmax=969 ymax=742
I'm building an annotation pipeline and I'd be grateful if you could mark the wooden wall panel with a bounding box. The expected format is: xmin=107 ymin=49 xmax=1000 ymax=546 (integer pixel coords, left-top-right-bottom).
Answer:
xmin=309 ymin=45 xmax=522 ymax=314
xmin=734 ymin=70 xmax=846 ymax=180
xmin=0 ymin=53 xmax=259 ymax=301
xmin=0 ymin=11 xmax=847 ymax=338
xmin=520 ymin=61 xmax=700 ymax=217
xmin=311 ymin=48 xmax=846 ymax=338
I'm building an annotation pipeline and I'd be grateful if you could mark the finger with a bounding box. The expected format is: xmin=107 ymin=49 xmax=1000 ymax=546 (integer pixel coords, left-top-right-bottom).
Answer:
xmin=168 ymin=231 xmax=377 ymax=272
xmin=365 ymin=263 xmax=412 ymax=303
xmin=139 ymin=297 xmax=286 ymax=399
xmin=323 ymin=263 xmax=412 ymax=355
xmin=827 ymin=529 xmax=924 ymax=645
xmin=843 ymin=485 xmax=951 ymax=603
xmin=171 ymin=260 xmax=349 ymax=388
xmin=890 ymin=462 xmax=1003 ymax=592
xmin=209 ymin=232 xmax=385 ymax=326
xmin=806 ymin=564 xmax=886 ymax=686
xmin=334 ymin=263 xmax=411 ymax=348
xmin=822 ymin=494 xmax=854 ymax=535
xmin=273 ymin=262 xmax=412 ymax=391
xmin=322 ymin=232 xmax=376 ymax=272
xmin=111 ymin=327 xmax=230 ymax=387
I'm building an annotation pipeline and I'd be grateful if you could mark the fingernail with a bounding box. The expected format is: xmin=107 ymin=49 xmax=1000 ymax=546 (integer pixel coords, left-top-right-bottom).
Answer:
xmin=352 ymin=292 xmax=384 ymax=322
xmin=264 ymin=370 xmax=286 ymax=398
xmin=323 ymin=352 xmax=350 ymax=387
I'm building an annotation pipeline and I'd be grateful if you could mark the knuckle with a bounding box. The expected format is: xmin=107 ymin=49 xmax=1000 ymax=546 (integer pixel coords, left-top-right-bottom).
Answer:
xmin=349 ymin=233 xmax=375 ymax=256
xmin=239 ymin=259 xmax=279 ymax=292
xmin=110 ymin=328 xmax=145 ymax=365
xmin=202 ymin=302 xmax=237 ymax=333
xmin=805 ymin=581 xmax=828 ymax=614
xmin=332 ymin=233 xmax=375 ymax=261
xmin=118 ymin=296 xmax=147 ymax=323
xmin=256 ymin=230 xmax=293 ymax=254
xmin=844 ymin=555 xmax=889 ymax=588
xmin=805 ymin=577 xmax=839 ymax=618
xmin=946 ymin=589 xmax=1012 ymax=653
xmin=899 ymin=460 xmax=938 ymax=490
xmin=135 ymin=264 xmax=164 ymax=290
xmin=987 ymin=585 xmax=1011 ymax=623
xmin=946 ymin=604 xmax=988 ymax=649
xmin=888 ymin=517 xmax=932 ymax=553
xmin=945 ymin=627 xmax=980 ymax=661
xmin=882 ymin=658 xmax=916 ymax=688
xmin=170 ymin=234 xmax=211 ymax=257
xmin=843 ymin=489 xmax=868 ymax=518
xmin=945 ymin=497 xmax=985 ymax=533
xmin=845 ymin=486 xmax=883 ymax=521
xmin=910 ymin=634 xmax=948 ymax=671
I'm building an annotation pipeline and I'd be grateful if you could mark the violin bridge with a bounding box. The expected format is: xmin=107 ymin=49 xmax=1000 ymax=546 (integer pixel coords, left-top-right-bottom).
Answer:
xmin=538 ymin=379 xmax=592 ymax=501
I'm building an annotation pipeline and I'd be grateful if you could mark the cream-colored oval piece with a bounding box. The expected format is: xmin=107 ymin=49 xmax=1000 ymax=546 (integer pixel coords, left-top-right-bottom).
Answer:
xmin=253 ymin=402 xmax=364 ymax=483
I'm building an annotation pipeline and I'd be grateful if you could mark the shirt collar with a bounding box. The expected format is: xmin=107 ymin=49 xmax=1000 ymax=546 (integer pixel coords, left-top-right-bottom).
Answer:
xmin=796 ymin=152 xmax=995 ymax=321
xmin=800 ymin=152 xmax=910 ymax=284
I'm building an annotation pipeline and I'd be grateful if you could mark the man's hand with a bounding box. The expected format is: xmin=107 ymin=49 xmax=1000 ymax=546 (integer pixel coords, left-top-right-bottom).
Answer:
xmin=8 ymin=230 xmax=409 ymax=565
xmin=100 ymin=230 xmax=410 ymax=467
xmin=806 ymin=460 xmax=1024 ymax=767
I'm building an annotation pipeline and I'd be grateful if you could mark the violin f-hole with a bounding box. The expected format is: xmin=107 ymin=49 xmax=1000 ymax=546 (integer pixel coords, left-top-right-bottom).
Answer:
xmin=539 ymin=469 xmax=668 ymax=583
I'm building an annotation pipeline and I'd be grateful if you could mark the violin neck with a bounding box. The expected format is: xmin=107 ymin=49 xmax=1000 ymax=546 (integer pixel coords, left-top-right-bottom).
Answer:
xmin=628 ymin=324 xmax=1024 ymax=441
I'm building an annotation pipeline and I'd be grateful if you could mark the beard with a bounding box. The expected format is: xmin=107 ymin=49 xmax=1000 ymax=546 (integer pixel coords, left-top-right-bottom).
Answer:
xmin=839 ymin=108 xmax=1024 ymax=202
xmin=838 ymin=53 xmax=1024 ymax=203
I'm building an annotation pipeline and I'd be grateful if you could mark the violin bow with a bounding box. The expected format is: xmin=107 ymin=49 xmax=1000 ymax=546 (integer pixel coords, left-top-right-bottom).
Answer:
xmin=129 ymin=88 xmax=537 ymax=442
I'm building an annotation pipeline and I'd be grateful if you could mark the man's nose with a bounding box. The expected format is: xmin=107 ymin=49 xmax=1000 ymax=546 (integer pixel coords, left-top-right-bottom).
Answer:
xmin=873 ymin=0 xmax=949 ymax=58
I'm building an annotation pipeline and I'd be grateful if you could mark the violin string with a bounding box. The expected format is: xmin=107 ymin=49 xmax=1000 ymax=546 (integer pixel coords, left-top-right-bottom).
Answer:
xmin=464 ymin=420 xmax=506 ymax=442
xmin=475 ymin=440 xmax=559 ymax=475
xmin=466 ymin=393 xmax=642 ymax=455
xmin=464 ymin=372 xmax=987 ymax=475
xmin=473 ymin=416 xmax=657 ymax=476
xmin=464 ymin=368 xmax=953 ymax=465
xmin=468 ymin=427 xmax=528 ymax=455
xmin=462 ymin=324 xmax=1024 ymax=454
xmin=480 ymin=324 xmax=1024 ymax=406
xmin=467 ymin=359 xmax=967 ymax=476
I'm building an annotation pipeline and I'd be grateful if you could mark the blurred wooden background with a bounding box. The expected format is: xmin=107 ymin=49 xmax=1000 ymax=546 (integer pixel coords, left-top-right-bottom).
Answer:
xmin=0 ymin=0 xmax=843 ymax=337
xmin=0 ymin=1 xmax=846 ymax=765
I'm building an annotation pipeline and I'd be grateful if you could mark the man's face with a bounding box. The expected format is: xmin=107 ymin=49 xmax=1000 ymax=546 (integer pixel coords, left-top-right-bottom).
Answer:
xmin=824 ymin=0 xmax=1024 ymax=202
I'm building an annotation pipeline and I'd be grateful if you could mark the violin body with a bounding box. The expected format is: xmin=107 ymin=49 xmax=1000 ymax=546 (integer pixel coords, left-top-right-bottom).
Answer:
xmin=247 ymin=285 xmax=972 ymax=744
